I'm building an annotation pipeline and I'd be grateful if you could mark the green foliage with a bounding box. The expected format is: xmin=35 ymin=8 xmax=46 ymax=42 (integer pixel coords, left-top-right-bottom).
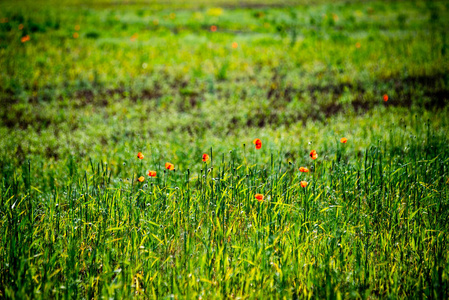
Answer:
xmin=0 ymin=0 xmax=448 ymax=298
xmin=1 ymin=118 xmax=448 ymax=298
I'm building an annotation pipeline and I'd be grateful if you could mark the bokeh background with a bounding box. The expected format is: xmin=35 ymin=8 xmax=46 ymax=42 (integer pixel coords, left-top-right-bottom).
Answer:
xmin=1 ymin=0 xmax=448 ymax=169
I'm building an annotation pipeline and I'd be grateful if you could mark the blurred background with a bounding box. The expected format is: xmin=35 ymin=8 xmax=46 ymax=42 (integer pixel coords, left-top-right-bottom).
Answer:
xmin=1 ymin=0 xmax=448 ymax=169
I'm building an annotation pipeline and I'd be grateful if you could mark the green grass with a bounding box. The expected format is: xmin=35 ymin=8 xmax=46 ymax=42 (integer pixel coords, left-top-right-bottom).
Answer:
xmin=1 ymin=118 xmax=448 ymax=298
xmin=1 ymin=0 xmax=449 ymax=298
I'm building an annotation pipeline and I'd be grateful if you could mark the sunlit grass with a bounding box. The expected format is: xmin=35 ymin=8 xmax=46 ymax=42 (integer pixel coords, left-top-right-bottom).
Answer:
xmin=1 ymin=0 xmax=449 ymax=298
xmin=1 ymin=117 xmax=448 ymax=298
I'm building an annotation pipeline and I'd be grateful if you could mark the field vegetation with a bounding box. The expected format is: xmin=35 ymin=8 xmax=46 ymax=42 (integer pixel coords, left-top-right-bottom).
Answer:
xmin=1 ymin=0 xmax=448 ymax=298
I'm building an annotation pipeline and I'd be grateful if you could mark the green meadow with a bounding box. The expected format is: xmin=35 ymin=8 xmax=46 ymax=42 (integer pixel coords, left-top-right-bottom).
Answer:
xmin=1 ymin=0 xmax=449 ymax=298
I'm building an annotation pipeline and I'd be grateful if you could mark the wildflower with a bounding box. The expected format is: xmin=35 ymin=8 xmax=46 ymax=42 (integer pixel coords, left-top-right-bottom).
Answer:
xmin=355 ymin=42 xmax=361 ymax=48
xmin=130 ymin=33 xmax=138 ymax=41
xmin=253 ymin=138 xmax=262 ymax=150
xmin=148 ymin=170 xmax=157 ymax=177
xmin=138 ymin=176 xmax=145 ymax=182
xmin=340 ymin=137 xmax=348 ymax=143
xmin=255 ymin=194 xmax=264 ymax=202
xmin=165 ymin=162 xmax=175 ymax=170
xmin=202 ymin=153 xmax=210 ymax=162
xmin=310 ymin=150 xmax=318 ymax=160
xmin=383 ymin=94 xmax=388 ymax=102
xmin=21 ymin=35 xmax=30 ymax=43
xmin=73 ymin=32 xmax=79 ymax=39
xmin=299 ymin=167 xmax=309 ymax=173
xmin=137 ymin=152 xmax=144 ymax=159
xmin=300 ymin=181 xmax=308 ymax=188
xmin=232 ymin=42 xmax=238 ymax=49
xmin=210 ymin=25 xmax=217 ymax=32
xmin=18 ymin=24 xmax=24 ymax=30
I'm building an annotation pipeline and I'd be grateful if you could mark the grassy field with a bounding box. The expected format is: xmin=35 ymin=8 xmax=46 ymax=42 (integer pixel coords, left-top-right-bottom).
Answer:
xmin=1 ymin=0 xmax=449 ymax=298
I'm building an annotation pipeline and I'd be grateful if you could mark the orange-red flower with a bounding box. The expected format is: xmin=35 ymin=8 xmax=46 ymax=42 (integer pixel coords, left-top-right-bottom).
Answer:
xmin=340 ymin=137 xmax=348 ymax=143
xmin=137 ymin=152 xmax=144 ymax=159
xmin=299 ymin=167 xmax=309 ymax=173
xmin=255 ymin=194 xmax=264 ymax=202
xmin=202 ymin=153 xmax=210 ymax=162
xmin=253 ymin=138 xmax=262 ymax=150
xmin=18 ymin=24 xmax=24 ymax=30
xmin=138 ymin=176 xmax=145 ymax=182
xmin=165 ymin=162 xmax=174 ymax=171
xmin=148 ymin=170 xmax=157 ymax=177
xmin=355 ymin=42 xmax=361 ymax=48
xmin=310 ymin=150 xmax=318 ymax=160
xmin=21 ymin=35 xmax=30 ymax=43
xmin=73 ymin=32 xmax=79 ymax=39
xmin=300 ymin=181 xmax=308 ymax=188
xmin=383 ymin=94 xmax=388 ymax=102
xmin=232 ymin=42 xmax=238 ymax=49
xmin=210 ymin=25 xmax=217 ymax=32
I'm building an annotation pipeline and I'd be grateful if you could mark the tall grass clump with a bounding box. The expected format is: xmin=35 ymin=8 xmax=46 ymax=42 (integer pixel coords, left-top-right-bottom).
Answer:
xmin=1 ymin=121 xmax=448 ymax=299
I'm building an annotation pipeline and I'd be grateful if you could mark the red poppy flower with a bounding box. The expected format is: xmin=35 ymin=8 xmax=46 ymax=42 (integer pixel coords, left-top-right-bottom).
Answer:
xmin=202 ymin=153 xmax=210 ymax=162
xmin=253 ymin=138 xmax=262 ymax=150
xmin=138 ymin=176 xmax=145 ymax=182
xmin=165 ymin=162 xmax=174 ymax=171
xmin=383 ymin=94 xmax=388 ymax=102
xmin=210 ymin=25 xmax=217 ymax=32
xmin=340 ymin=137 xmax=348 ymax=143
xmin=299 ymin=167 xmax=309 ymax=173
xmin=300 ymin=181 xmax=308 ymax=188
xmin=21 ymin=35 xmax=30 ymax=43
xmin=310 ymin=150 xmax=318 ymax=160
xmin=148 ymin=170 xmax=157 ymax=177
xmin=255 ymin=194 xmax=264 ymax=202
xmin=137 ymin=152 xmax=144 ymax=159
